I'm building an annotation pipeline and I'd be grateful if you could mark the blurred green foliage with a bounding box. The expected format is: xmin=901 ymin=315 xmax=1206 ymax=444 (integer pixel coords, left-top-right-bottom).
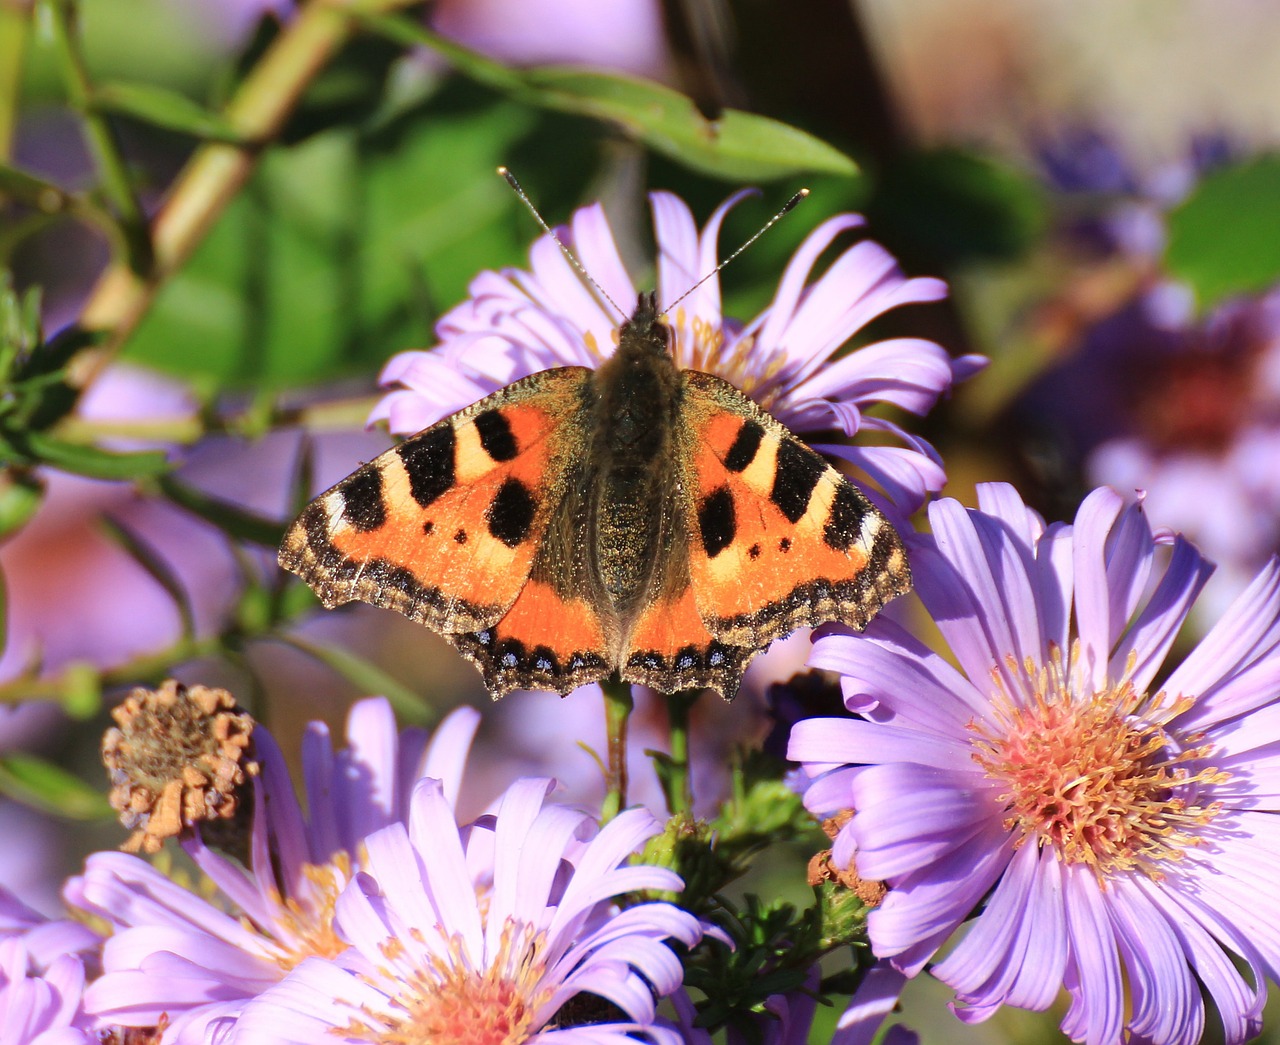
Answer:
xmin=1166 ymin=153 xmax=1280 ymax=309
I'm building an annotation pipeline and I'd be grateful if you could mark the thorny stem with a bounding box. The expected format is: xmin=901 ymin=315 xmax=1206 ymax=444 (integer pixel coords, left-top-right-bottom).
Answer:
xmin=600 ymin=676 xmax=634 ymax=823
xmin=66 ymin=0 xmax=419 ymax=394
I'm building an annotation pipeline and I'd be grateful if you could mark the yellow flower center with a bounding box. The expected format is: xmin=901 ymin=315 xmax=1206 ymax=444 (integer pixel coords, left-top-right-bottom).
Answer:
xmin=970 ymin=645 xmax=1228 ymax=881
xmin=265 ymin=854 xmax=351 ymax=970
xmin=670 ymin=310 xmax=789 ymax=409
xmin=341 ymin=920 xmax=554 ymax=1045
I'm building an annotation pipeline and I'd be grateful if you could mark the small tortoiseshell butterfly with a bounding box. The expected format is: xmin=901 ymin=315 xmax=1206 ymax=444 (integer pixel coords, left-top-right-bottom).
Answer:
xmin=280 ymin=194 xmax=911 ymax=700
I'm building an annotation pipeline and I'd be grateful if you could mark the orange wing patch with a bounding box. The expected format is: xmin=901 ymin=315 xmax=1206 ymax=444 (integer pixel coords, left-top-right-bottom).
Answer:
xmin=677 ymin=370 xmax=911 ymax=649
xmin=279 ymin=368 xmax=592 ymax=635
xmin=451 ymin=578 xmax=611 ymax=696
xmin=622 ymin=582 xmax=749 ymax=697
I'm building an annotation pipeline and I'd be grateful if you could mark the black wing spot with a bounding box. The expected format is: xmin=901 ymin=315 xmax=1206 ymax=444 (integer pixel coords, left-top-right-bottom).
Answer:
xmin=454 ymin=529 xmax=468 ymax=544
xmin=771 ymin=440 xmax=825 ymax=523
xmin=398 ymin=426 xmax=456 ymax=508
xmin=674 ymin=646 xmax=701 ymax=671
xmin=748 ymin=543 xmax=761 ymax=560
xmin=779 ymin=537 xmax=792 ymax=553
xmin=530 ymin=646 xmax=560 ymax=674
xmin=724 ymin=420 xmax=764 ymax=472
xmin=698 ymin=486 xmax=737 ymax=558
xmin=487 ymin=478 xmax=538 ymax=547
xmin=824 ymin=481 xmax=869 ymax=551
xmin=422 ymin=520 xmax=434 ymax=535
xmin=338 ymin=468 xmax=386 ymax=532
xmin=475 ymin=409 xmax=519 ymax=462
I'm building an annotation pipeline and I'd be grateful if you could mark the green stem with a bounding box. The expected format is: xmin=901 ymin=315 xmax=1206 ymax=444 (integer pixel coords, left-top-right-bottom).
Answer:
xmin=44 ymin=0 xmax=152 ymax=274
xmin=0 ymin=0 xmax=31 ymax=162
xmin=69 ymin=0 xmax=418 ymax=393
xmin=600 ymin=676 xmax=634 ymax=823
xmin=665 ymin=689 xmax=697 ymax=815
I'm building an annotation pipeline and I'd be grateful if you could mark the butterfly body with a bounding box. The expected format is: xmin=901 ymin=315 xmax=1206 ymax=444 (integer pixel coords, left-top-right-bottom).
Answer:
xmin=281 ymin=292 xmax=911 ymax=700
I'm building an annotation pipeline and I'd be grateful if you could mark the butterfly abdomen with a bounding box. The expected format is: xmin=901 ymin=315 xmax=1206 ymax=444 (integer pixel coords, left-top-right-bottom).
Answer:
xmin=588 ymin=301 xmax=682 ymax=612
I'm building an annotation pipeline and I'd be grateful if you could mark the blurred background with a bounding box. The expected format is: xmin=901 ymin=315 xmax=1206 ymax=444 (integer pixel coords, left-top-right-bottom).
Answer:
xmin=3 ymin=1 xmax=1280 ymax=1040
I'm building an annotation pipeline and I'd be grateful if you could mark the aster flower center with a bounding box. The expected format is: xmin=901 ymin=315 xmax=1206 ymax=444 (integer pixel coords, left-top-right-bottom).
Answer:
xmin=345 ymin=919 xmax=554 ymax=1045
xmin=266 ymin=854 xmax=350 ymax=970
xmin=970 ymin=646 xmax=1228 ymax=880
xmin=669 ymin=310 xmax=789 ymax=410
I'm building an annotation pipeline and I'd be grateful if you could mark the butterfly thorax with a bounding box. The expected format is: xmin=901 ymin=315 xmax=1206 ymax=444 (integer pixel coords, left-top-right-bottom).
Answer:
xmin=587 ymin=292 xmax=682 ymax=613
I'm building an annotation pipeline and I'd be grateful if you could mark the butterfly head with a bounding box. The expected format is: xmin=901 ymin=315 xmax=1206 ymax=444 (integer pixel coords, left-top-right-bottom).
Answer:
xmin=617 ymin=291 xmax=674 ymax=362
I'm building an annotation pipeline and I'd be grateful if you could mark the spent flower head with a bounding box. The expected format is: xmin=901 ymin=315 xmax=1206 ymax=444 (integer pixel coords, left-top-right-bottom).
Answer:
xmin=69 ymin=697 xmax=481 ymax=1044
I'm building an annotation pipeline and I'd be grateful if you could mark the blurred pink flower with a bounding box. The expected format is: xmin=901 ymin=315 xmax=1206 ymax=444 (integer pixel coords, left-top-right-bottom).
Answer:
xmin=431 ymin=0 xmax=670 ymax=80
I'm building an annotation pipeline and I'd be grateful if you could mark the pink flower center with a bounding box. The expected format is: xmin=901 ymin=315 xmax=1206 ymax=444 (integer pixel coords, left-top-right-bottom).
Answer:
xmin=970 ymin=646 xmax=1228 ymax=880
xmin=345 ymin=921 xmax=554 ymax=1045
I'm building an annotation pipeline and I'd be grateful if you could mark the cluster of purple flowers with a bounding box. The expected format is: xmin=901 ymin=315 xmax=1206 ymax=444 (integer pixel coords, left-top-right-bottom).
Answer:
xmin=8 ymin=191 xmax=1280 ymax=1045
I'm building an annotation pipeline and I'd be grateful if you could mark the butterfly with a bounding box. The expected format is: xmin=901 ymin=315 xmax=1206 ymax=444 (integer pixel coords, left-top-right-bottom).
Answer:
xmin=280 ymin=286 xmax=912 ymax=701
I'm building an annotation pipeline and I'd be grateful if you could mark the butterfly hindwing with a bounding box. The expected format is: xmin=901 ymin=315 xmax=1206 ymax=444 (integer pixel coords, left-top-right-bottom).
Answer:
xmin=675 ymin=370 xmax=911 ymax=649
xmin=279 ymin=367 xmax=594 ymax=636
xmin=620 ymin=508 xmax=753 ymax=698
xmin=450 ymin=468 xmax=614 ymax=696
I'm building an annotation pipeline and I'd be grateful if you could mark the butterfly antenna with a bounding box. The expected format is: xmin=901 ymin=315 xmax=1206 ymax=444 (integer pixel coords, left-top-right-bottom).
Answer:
xmin=497 ymin=166 xmax=629 ymax=321
xmin=660 ymin=187 xmax=809 ymax=317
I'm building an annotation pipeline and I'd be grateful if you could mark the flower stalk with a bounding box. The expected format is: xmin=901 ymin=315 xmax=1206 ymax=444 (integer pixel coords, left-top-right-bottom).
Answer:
xmin=600 ymin=676 xmax=633 ymax=822
xmin=67 ymin=0 xmax=420 ymax=394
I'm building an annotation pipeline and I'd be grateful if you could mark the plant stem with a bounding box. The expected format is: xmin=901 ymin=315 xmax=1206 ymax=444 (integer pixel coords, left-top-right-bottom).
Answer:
xmin=600 ymin=676 xmax=634 ymax=823
xmin=68 ymin=0 xmax=416 ymax=393
xmin=43 ymin=0 xmax=151 ymax=273
xmin=0 ymin=0 xmax=31 ymax=162
xmin=665 ymin=689 xmax=697 ymax=815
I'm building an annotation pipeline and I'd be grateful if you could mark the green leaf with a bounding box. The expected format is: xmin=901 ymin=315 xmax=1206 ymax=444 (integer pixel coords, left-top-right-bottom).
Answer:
xmin=0 ymin=753 xmax=113 ymax=820
xmin=273 ymin=632 xmax=436 ymax=725
xmin=17 ymin=431 xmax=169 ymax=479
xmin=100 ymin=514 xmax=196 ymax=639
xmin=362 ymin=14 xmax=857 ymax=182
xmin=1166 ymin=154 xmax=1280 ymax=309
xmin=864 ymin=147 xmax=1048 ymax=269
xmin=93 ymin=81 xmax=244 ymax=142
xmin=124 ymin=88 xmax=567 ymax=386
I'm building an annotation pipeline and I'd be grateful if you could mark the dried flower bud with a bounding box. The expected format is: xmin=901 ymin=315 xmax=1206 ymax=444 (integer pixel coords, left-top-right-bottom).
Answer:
xmin=98 ymin=1020 xmax=167 ymax=1045
xmin=807 ymin=811 xmax=886 ymax=905
xmin=102 ymin=680 xmax=257 ymax=854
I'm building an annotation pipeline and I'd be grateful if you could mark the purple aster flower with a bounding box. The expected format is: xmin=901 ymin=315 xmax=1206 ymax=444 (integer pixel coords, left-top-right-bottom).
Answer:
xmin=0 ymin=937 xmax=93 ymax=1045
xmin=0 ymin=888 xmax=100 ymax=973
xmin=1085 ymin=286 xmax=1280 ymax=610
xmin=1019 ymin=283 xmax=1280 ymax=613
xmin=371 ymin=192 xmax=982 ymax=513
xmin=790 ymin=483 xmax=1280 ymax=1045
xmin=68 ymin=698 xmax=481 ymax=1043
xmin=234 ymin=776 xmax=702 ymax=1045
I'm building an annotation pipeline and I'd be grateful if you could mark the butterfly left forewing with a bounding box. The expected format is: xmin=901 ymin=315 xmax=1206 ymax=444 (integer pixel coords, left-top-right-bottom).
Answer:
xmin=675 ymin=371 xmax=911 ymax=652
xmin=279 ymin=367 xmax=593 ymax=637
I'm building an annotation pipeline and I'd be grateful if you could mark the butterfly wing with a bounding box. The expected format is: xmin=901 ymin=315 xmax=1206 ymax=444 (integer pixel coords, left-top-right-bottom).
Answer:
xmin=619 ymin=505 xmax=754 ymax=698
xmin=280 ymin=367 xmax=595 ymax=638
xmin=674 ymin=370 xmax=911 ymax=653
xmin=449 ymin=467 xmax=616 ymax=697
